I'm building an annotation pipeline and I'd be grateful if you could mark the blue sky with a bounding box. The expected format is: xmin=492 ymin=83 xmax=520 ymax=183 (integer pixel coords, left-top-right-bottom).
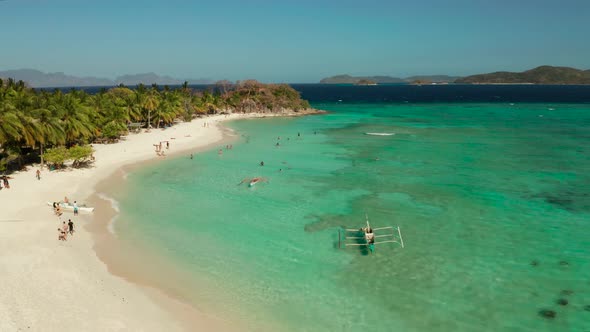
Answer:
xmin=1 ymin=0 xmax=589 ymax=82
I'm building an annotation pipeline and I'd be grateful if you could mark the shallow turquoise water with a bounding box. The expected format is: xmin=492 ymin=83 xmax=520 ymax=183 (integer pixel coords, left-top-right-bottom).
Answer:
xmin=115 ymin=103 xmax=590 ymax=331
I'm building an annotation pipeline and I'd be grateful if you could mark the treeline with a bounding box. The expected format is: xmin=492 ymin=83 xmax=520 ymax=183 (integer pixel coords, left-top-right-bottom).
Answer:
xmin=0 ymin=78 xmax=311 ymax=171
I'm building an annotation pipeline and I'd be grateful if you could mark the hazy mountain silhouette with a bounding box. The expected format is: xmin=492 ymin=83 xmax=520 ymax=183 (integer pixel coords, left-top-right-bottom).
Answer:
xmin=0 ymin=69 xmax=213 ymax=87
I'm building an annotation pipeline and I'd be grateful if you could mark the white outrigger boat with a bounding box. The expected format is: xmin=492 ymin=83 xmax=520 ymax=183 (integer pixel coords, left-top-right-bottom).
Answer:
xmin=339 ymin=215 xmax=404 ymax=253
xmin=47 ymin=201 xmax=95 ymax=213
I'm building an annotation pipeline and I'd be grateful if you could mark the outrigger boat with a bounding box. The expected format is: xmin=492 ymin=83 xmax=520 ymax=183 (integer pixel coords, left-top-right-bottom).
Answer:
xmin=47 ymin=201 xmax=95 ymax=213
xmin=339 ymin=214 xmax=404 ymax=253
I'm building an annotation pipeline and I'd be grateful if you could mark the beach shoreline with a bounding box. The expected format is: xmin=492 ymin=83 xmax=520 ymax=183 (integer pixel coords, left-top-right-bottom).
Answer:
xmin=0 ymin=111 xmax=318 ymax=331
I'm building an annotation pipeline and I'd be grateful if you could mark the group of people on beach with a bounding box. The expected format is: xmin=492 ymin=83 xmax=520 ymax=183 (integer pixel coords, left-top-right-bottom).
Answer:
xmin=53 ymin=196 xmax=77 ymax=241
xmin=58 ymin=219 xmax=75 ymax=241
xmin=154 ymin=140 xmax=170 ymax=156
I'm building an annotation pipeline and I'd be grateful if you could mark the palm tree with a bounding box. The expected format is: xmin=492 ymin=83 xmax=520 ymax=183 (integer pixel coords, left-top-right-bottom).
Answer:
xmin=0 ymin=102 xmax=24 ymax=145
xmin=31 ymin=108 xmax=65 ymax=168
xmin=157 ymin=90 xmax=182 ymax=127
xmin=58 ymin=94 xmax=95 ymax=145
xmin=143 ymin=90 xmax=159 ymax=129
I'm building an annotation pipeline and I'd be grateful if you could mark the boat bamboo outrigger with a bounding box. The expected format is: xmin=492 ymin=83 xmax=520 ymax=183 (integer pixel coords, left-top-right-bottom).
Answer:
xmin=46 ymin=201 xmax=95 ymax=213
xmin=338 ymin=214 xmax=404 ymax=253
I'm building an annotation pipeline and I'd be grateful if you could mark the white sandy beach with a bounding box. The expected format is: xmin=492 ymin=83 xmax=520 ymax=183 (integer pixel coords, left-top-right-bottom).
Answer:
xmin=0 ymin=113 xmax=270 ymax=331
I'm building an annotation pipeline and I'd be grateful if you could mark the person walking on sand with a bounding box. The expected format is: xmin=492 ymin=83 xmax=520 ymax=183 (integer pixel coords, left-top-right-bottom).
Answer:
xmin=36 ymin=169 xmax=41 ymax=180
xmin=61 ymin=221 xmax=69 ymax=236
xmin=68 ymin=219 xmax=74 ymax=235
xmin=58 ymin=228 xmax=66 ymax=241
xmin=2 ymin=176 xmax=9 ymax=189
xmin=73 ymin=201 xmax=79 ymax=216
xmin=166 ymin=141 xmax=169 ymax=150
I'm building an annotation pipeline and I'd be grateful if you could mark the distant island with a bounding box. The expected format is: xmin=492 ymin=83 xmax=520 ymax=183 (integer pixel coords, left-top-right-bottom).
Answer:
xmin=355 ymin=79 xmax=377 ymax=86
xmin=0 ymin=69 xmax=214 ymax=88
xmin=455 ymin=66 xmax=590 ymax=84
xmin=320 ymin=74 xmax=460 ymax=84
xmin=321 ymin=66 xmax=590 ymax=85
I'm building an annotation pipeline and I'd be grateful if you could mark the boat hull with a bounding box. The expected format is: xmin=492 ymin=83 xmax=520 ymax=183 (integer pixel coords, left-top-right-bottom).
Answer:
xmin=47 ymin=202 xmax=94 ymax=213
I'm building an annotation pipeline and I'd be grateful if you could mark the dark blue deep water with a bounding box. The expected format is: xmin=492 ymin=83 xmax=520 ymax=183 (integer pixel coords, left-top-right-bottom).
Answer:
xmin=44 ymin=84 xmax=590 ymax=103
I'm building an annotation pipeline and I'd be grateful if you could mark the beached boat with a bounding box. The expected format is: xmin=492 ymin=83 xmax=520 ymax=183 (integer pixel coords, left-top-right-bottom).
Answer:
xmin=339 ymin=214 xmax=404 ymax=253
xmin=47 ymin=201 xmax=95 ymax=213
xmin=365 ymin=132 xmax=395 ymax=136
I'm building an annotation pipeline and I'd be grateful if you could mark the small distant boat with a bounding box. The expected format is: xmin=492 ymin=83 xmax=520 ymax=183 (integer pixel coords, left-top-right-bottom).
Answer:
xmin=47 ymin=201 xmax=95 ymax=213
xmin=365 ymin=132 xmax=395 ymax=136
xmin=239 ymin=177 xmax=268 ymax=188
xmin=249 ymin=178 xmax=261 ymax=187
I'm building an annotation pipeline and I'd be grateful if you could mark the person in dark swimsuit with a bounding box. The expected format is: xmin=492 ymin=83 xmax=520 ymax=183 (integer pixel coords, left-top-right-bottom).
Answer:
xmin=68 ymin=219 xmax=74 ymax=235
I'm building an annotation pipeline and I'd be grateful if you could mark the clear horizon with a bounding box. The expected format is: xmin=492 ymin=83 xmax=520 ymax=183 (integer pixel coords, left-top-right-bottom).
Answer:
xmin=1 ymin=0 xmax=589 ymax=83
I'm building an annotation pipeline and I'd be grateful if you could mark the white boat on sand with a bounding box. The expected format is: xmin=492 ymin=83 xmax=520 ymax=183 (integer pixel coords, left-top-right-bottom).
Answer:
xmin=47 ymin=202 xmax=95 ymax=213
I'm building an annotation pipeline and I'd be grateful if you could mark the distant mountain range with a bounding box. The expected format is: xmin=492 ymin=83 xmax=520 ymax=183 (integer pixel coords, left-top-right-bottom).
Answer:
xmin=455 ymin=66 xmax=590 ymax=84
xmin=0 ymin=69 xmax=213 ymax=88
xmin=321 ymin=66 xmax=590 ymax=85
xmin=4 ymin=66 xmax=589 ymax=87
xmin=319 ymin=74 xmax=461 ymax=84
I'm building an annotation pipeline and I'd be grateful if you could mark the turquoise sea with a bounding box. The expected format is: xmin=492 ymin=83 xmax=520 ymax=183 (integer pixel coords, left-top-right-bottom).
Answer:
xmin=111 ymin=102 xmax=590 ymax=331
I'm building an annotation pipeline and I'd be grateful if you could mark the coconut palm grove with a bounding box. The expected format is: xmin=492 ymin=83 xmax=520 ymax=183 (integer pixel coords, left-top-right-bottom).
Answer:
xmin=0 ymin=79 xmax=311 ymax=172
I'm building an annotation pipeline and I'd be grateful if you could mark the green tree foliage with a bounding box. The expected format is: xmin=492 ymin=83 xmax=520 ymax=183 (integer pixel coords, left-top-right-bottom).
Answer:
xmin=43 ymin=146 xmax=68 ymax=168
xmin=68 ymin=145 xmax=94 ymax=167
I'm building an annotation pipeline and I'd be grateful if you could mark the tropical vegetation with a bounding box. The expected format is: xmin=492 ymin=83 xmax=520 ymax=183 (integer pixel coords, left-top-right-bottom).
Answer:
xmin=0 ymin=78 xmax=311 ymax=172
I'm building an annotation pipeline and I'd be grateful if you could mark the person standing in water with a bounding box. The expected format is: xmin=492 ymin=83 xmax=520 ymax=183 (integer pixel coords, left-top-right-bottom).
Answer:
xmin=190 ymin=153 xmax=193 ymax=160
